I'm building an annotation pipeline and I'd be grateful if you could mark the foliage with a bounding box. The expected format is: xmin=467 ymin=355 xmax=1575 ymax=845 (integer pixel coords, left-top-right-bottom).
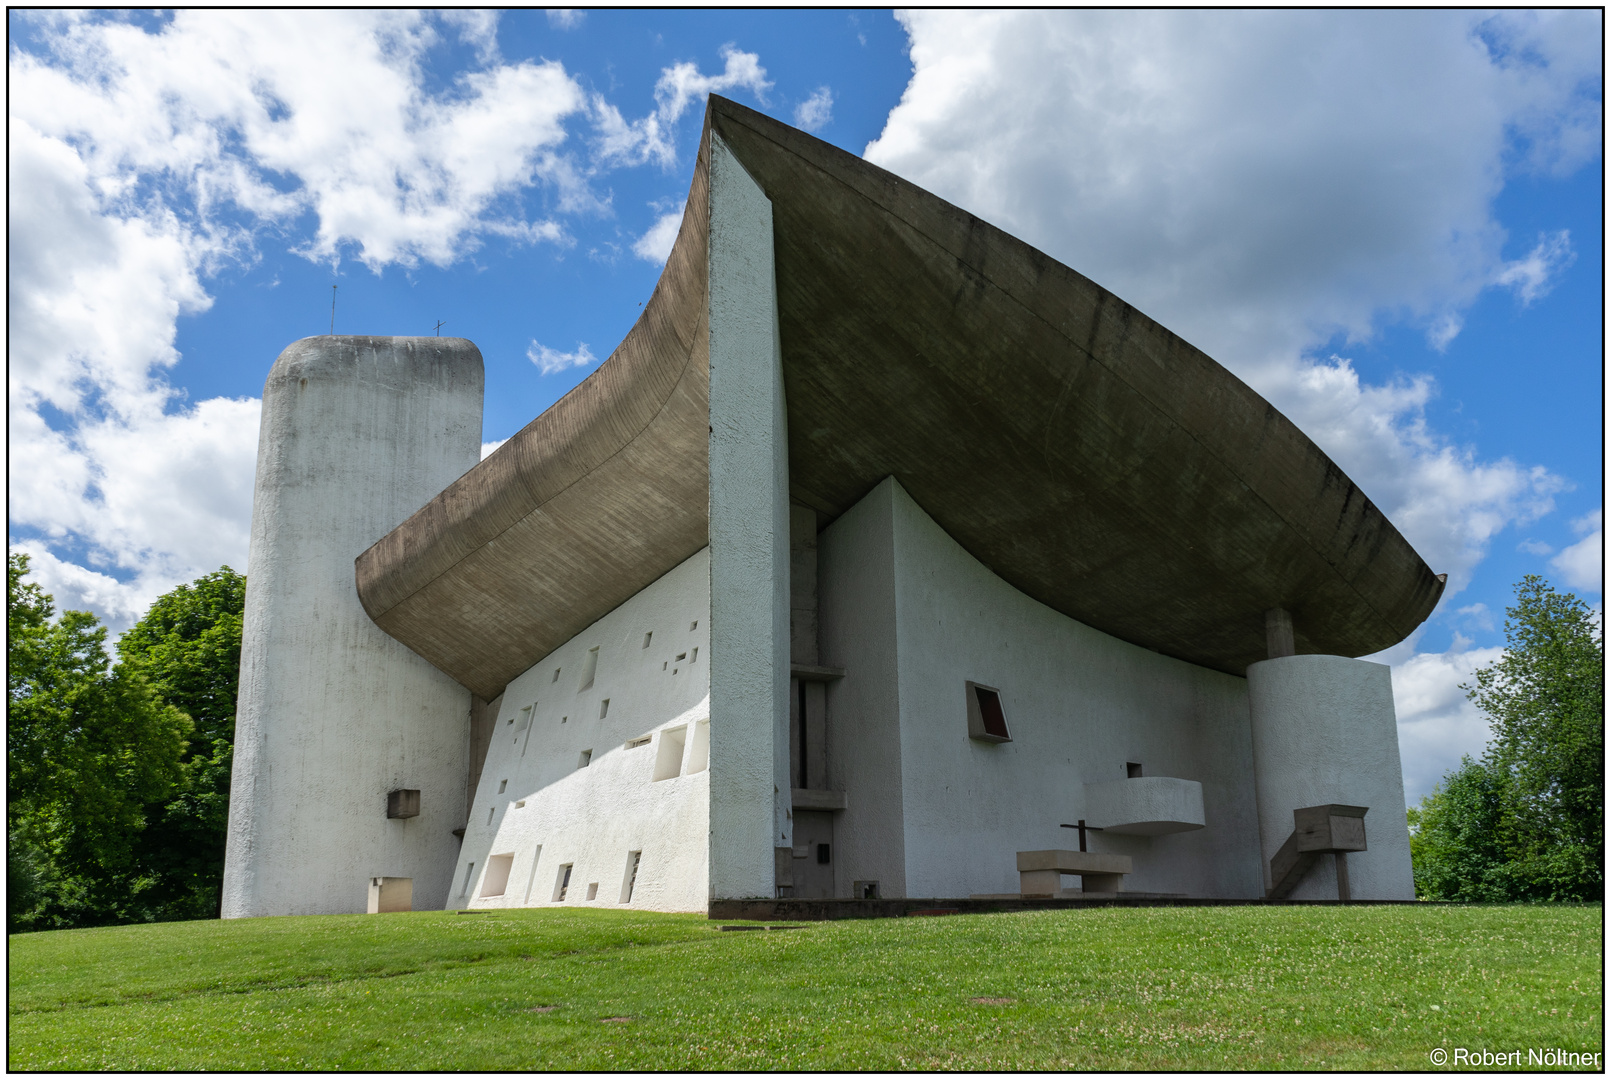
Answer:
xmin=1411 ymin=575 xmax=1603 ymax=901
xmin=7 ymin=554 xmax=192 ymax=932
xmin=7 ymin=905 xmax=1602 ymax=1070
xmin=115 ymin=567 xmax=246 ymax=921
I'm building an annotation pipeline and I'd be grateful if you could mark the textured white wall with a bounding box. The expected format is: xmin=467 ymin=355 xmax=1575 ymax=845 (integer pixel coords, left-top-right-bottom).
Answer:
xmin=455 ymin=549 xmax=712 ymax=913
xmin=816 ymin=483 xmax=908 ymax=898
xmin=707 ymin=133 xmax=791 ymax=901
xmin=821 ymin=478 xmax=1268 ymax=900
xmin=1247 ymin=655 xmax=1415 ymax=901
xmin=224 ymin=336 xmax=482 ymax=918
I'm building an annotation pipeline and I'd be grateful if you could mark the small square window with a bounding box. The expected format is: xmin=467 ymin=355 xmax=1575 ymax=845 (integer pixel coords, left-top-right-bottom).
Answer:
xmin=1127 ymin=762 xmax=1144 ymax=779
xmin=599 ymin=699 xmax=610 ymax=720
xmin=578 ymin=749 xmax=593 ymax=769
xmin=585 ymin=882 xmax=599 ymax=901
xmin=498 ymin=779 xmax=507 ymax=794
xmin=965 ymin=682 xmax=1012 ymax=743
xmin=690 ymin=620 xmax=698 ymax=631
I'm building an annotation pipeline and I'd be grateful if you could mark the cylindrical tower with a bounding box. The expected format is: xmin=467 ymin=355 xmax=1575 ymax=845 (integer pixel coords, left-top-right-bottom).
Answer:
xmin=223 ymin=336 xmax=483 ymax=917
xmin=1246 ymin=654 xmax=1415 ymax=901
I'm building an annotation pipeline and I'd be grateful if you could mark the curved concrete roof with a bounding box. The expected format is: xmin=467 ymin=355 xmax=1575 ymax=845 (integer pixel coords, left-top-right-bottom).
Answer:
xmin=357 ymin=96 xmax=1444 ymax=700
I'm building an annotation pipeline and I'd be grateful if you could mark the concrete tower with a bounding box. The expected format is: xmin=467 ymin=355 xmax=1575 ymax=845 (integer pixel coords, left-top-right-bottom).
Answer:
xmin=223 ymin=336 xmax=483 ymax=917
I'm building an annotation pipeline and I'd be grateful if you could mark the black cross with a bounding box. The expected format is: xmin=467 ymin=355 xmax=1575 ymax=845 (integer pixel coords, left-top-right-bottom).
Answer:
xmin=433 ymin=320 xmax=447 ymax=336
xmin=1059 ymin=819 xmax=1103 ymax=852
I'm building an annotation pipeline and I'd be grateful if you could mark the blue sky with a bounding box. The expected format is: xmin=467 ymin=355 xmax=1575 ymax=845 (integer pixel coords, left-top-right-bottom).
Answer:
xmin=7 ymin=10 xmax=1602 ymax=801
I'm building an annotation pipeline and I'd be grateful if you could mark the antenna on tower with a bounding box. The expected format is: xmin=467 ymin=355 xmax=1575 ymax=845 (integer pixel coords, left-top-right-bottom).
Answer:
xmin=330 ymin=285 xmax=338 ymax=336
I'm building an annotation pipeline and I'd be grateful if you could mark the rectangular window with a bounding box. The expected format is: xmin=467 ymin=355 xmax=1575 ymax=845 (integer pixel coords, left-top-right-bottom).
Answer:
xmin=487 ymin=806 xmax=496 ymax=826
xmin=965 ymin=681 xmax=1012 ymax=743
xmin=480 ymin=853 xmax=515 ymax=897
xmin=599 ymin=698 xmax=610 ymax=720
xmin=552 ymin=667 xmax=561 ymax=683
xmin=578 ymin=647 xmax=599 ymax=692
xmin=625 ymin=736 xmax=651 ymax=749
xmin=685 ymin=719 xmax=710 ymax=775
xmin=554 ymin=863 xmax=573 ymax=902
xmin=620 ymin=850 xmax=642 ymax=903
xmin=652 ymin=726 xmax=687 ymax=781
xmin=523 ymin=844 xmax=544 ymax=903
xmin=1127 ymin=761 xmax=1144 ymax=779
xmin=578 ymin=749 xmax=593 ymax=769
xmin=514 ymin=800 xmax=526 ymax=808
xmin=690 ymin=620 xmax=698 ymax=631
xmin=460 ymin=862 xmax=476 ymax=897
xmin=690 ymin=647 xmax=698 ymax=664
xmin=585 ymin=882 xmax=599 ymax=901
xmin=498 ymin=779 xmax=508 ymax=794
xmin=642 ymin=632 xmax=653 ymax=649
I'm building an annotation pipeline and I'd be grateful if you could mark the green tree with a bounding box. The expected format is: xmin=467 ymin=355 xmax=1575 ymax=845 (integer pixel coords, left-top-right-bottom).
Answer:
xmin=115 ymin=567 xmax=246 ymax=920
xmin=1468 ymin=575 xmax=1603 ymax=900
xmin=1410 ymin=575 xmax=1603 ymax=901
xmin=7 ymin=554 xmax=193 ymax=931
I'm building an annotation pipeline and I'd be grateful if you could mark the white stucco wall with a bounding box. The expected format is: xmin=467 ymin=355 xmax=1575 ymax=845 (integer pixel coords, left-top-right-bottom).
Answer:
xmin=820 ymin=478 xmax=1269 ymax=900
xmin=1247 ymin=654 xmax=1415 ymax=901
xmin=816 ymin=484 xmax=908 ymax=898
xmin=453 ymin=549 xmax=712 ymax=913
xmin=223 ymin=337 xmax=482 ymax=918
xmin=707 ymin=132 xmax=791 ymax=901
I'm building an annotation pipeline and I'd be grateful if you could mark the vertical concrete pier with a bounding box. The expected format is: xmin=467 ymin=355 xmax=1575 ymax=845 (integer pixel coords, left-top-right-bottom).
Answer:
xmin=223 ymin=336 xmax=482 ymax=917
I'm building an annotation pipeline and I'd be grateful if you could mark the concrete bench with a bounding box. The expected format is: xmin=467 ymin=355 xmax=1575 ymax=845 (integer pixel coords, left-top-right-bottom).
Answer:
xmin=1017 ymin=850 xmax=1134 ymax=897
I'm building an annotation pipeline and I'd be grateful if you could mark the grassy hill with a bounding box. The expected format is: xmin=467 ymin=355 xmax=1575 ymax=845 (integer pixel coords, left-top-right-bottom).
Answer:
xmin=8 ymin=904 xmax=1601 ymax=1070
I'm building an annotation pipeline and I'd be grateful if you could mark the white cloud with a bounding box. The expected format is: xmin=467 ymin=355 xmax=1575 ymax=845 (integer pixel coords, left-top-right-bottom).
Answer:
xmin=547 ymin=10 xmax=583 ymax=31
xmin=481 ymin=438 xmax=509 ymax=460
xmin=1518 ymin=538 xmax=1554 ymax=555
xmin=11 ymin=11 xmax=586 ymax=273
xmin=1551 ymin=509 xmax=1603 ymax=593
xmin=866 ymin=10 xmax=1597 ymax=599
xmin=1493 ymin=229 xmax=1575 ymax=304
xmin=527 ymin=340 xmax=597 ymax=376
xmin=794 ymin=87 xmax=834 ymax=132
xmin=593 ymin=44 xmax=772 ymax=169
xmin=6 ymin=11 xmax=610 ymax=633
xmin=632 ymin=208 xmax=684 ymax=264
xmin=1387 ymin=641 xmax=1505 ymax=803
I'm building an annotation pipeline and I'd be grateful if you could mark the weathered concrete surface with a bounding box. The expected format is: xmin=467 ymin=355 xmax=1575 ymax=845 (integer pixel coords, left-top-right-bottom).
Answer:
xmin=353 ymin=142 xmax=713 ymax=702
xmin=357 ymin=93 xmax=1443 ymax=700
xmin=224 ymin=336 xmax=481 ymax=918
xmin=706 ymin=132 xmax=792 ymax=901
xmin=1085 ymin=776 xmax=1207 ymax=836
xmin=1247 ymin=654 xmax=1414 ymax=901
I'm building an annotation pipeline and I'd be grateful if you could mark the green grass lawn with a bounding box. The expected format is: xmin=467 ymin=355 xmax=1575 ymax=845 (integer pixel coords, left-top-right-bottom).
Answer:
xmin=8 ymin=904 xmax=1601 ymax=1071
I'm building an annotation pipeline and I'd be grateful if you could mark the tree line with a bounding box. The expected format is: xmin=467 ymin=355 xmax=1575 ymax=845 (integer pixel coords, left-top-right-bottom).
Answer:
xmin=6 ymin=555 xmax=1600 ymax=930
xmin=8 ymin=554 xmax=243 ymax=931
xmin=1409 ymin=576 xmax=1602 ymax=901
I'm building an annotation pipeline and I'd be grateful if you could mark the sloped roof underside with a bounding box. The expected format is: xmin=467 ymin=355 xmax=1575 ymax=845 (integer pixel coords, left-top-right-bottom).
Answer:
xmin=357 ymin=97 xmax=1444 ymax=700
